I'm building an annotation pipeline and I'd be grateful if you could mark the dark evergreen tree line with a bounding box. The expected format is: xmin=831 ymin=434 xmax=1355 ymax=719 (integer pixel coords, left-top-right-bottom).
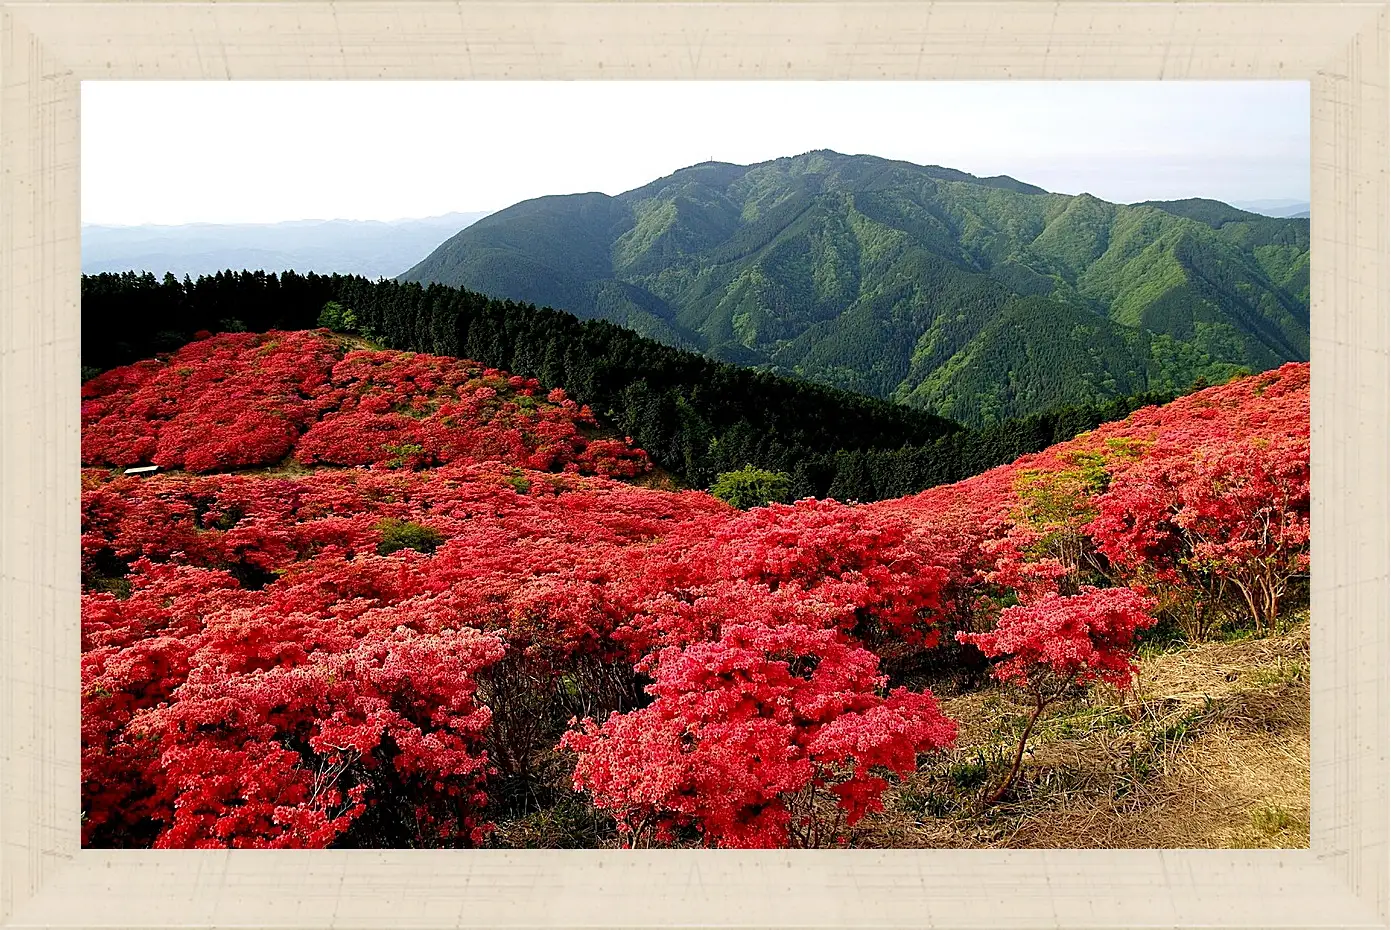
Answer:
xmin=81 ymin=270 xmax=1181 ymax=501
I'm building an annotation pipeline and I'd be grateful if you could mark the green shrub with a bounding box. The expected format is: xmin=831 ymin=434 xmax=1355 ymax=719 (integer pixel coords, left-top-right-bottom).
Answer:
xmin=709 ymin=465 xmax=793 ymax=510
xmin=318 ymin=300 xmax=359 ymax=334
xmin=375 ymin=518 xmax=445 ymax=556
xmin=1250 ymin=804 xmax=1298 ymax=836
xmin=382 ymin=442 xmax=426 ymax=469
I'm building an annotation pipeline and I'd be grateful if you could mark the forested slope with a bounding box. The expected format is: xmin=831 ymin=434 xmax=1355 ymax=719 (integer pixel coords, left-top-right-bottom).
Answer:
xmin=84 ymin=271 xmax=1189 ymax=500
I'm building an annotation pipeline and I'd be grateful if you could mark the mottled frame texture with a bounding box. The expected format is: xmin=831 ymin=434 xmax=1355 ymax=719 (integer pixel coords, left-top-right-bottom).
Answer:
xmin=1 ymin=2 xmax=1385 ymax=928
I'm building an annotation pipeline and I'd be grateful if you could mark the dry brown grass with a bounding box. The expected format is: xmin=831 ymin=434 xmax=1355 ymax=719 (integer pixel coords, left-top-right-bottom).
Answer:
xmin=855 ymin=619 xmax=1310 ymax=849
xmin=628 ymin=465 xmax=685 ymax=492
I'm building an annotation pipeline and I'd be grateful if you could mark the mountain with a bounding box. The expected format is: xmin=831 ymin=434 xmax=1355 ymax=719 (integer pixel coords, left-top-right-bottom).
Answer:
xmin=82 ymin=212 xmax=491 ymax=280
xmin=402 ymin=151 xmax=1309 ymax=425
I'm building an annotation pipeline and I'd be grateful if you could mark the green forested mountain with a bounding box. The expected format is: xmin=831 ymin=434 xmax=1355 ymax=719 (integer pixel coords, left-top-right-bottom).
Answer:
xmin=402 ymin=151 xmax=1309 ymax=425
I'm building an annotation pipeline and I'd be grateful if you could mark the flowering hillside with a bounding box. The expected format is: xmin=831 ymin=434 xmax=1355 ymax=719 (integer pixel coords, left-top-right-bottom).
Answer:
xmin=80 ymin=337 xmax=1310 ymax=850
xmin=82 ymin=330 xmax=649 ymax=477
xmin=875 ymin=362 xmax=1309 ymax=638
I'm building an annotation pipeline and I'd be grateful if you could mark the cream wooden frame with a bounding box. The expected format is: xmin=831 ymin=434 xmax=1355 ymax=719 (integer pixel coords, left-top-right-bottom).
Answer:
xmin=1 ymin=2 xmax=1385 ymax=927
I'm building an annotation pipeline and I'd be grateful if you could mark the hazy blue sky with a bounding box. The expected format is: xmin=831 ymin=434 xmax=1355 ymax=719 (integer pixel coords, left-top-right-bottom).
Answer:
xmin=82 ymin=81 xmax=1309 ymax=226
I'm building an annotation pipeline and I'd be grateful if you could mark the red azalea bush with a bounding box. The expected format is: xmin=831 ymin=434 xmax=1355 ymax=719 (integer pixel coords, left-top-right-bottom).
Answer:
xmin=296 ymin=409 xmax=422 ymax=467
xmin=83 ymin=331 xmax=340 ymax=472
xmin=79 ymin=462 xmax=727 ymax=848
xmin=618 ymin=499 xmax=956 ymax=661
xmin=564 ymin=616 xmax=957 ymax=848
xmin=1088 ymin=435 xmax=1309 ymax=631
xmin=81 ymin=563 xmax=250 ymax=845
xmin=80 ymin=332 xmax=1310 ymax=848
xmin=139 ymin=624 xmax=504 ymax=848
xmin=955 ymin=585 xmax=1158 ymax=806
xmin=878 ymin=362 xmax=1311 ymax=639
xmin=958 ymin=586 xmax=1160 ymax=693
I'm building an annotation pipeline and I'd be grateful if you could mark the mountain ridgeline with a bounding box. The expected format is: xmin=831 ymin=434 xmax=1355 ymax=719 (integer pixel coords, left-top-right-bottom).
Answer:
xmin=82 ymin=212 xmax=492 ymax=281
xmin=402 ymin=151 xmax=1309 ymax=425
xmin=82 ymin=270 xmax=1184 ymax=501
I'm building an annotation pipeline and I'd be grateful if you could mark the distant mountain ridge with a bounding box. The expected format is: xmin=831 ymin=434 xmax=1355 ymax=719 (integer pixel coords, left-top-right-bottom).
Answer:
xmin=401 ymin=151 xmax=1309 ymax=426
xmin=1229 ymin=199 xmax=1311 ymax=219
xmin=83 ymin=212 xmax=491 ymax=280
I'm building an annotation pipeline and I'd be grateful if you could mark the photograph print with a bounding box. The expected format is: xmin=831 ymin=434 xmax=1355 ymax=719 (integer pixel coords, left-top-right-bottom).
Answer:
xmin=79 ymin=80 xmax=1311 ymax=850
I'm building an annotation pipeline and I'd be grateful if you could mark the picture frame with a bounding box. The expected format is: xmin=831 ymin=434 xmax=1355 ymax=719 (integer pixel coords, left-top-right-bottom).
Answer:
xmin=1 ymin=2 xmax=1385 ymax=927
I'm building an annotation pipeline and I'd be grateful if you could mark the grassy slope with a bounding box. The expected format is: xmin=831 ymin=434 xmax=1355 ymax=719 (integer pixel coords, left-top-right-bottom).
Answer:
xmin=860 ymin=616 xmax=1310 ymax=849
